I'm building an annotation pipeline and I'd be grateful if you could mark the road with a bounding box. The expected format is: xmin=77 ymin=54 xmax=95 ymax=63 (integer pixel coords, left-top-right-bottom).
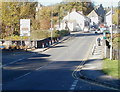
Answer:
xmin=2 ymin=32 xmax=112 ymax=91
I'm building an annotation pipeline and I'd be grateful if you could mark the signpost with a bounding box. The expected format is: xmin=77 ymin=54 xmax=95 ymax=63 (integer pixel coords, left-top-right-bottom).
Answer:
xmin=20 ymin=19 xmax=30 ymax=37
xmin=20 ymin=19 xmax=30 ymax=47
xmin=110 ymin=3 xmax=113 ymax=60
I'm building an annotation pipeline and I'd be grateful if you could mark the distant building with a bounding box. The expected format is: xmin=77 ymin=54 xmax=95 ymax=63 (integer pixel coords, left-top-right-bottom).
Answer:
xmin=105 ymin=10 xmax=112 ymax=27
xmin=59 ymin=9 xmax=90 ymax=32
xmin=87 ymin=4 xmax=106 ymax=27
xmin=36 ymin=2 xmax=43 ymax=12
xmin=95 ymin=4 xmax=106 ymax=23
xmin=87 ymin=10 xmax=101 ymax=25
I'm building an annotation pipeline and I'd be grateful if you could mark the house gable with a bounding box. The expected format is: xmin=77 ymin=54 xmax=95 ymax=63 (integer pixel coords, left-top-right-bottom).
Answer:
xmin=61 ymin=10 xmax=90 ymax=31
xmin=87 ymin=10 xmax=98 ymax=18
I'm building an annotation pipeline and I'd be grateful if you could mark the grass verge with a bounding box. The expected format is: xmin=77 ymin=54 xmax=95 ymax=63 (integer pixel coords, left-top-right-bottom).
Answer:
xmin=102 ymin=58 xmax=119 ymax=79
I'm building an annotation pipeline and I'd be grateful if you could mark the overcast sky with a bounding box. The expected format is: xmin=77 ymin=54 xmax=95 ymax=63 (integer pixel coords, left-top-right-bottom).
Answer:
xmin=38 ymin=0 xmax=119 ymax=7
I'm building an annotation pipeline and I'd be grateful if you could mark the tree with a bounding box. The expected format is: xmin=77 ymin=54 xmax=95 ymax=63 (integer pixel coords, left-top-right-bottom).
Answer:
xmin=1 ymin=2 xmax=37 ymax=39
xmin=37 ymin=6 xmax=51 ymax=30
xmin=113 ymin=8 xmax=119 ymax=25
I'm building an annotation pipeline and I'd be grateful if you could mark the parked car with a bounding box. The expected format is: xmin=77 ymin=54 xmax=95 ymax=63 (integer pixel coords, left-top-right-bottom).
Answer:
xmin=84 ymin=27 xmax=89 ymax=33
xmin=95 ymin=29 xmax=101 ymax=34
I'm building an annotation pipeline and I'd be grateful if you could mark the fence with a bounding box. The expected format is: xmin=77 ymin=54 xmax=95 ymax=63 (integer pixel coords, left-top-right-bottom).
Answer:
xmin=103 ymin=40 xmax=119 ymax=60
xmin=0 ymin=37 xmax=60 ymax=50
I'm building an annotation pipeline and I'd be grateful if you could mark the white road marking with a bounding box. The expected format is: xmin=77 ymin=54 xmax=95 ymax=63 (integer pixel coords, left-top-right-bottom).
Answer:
xmin=14 ymin=72 xmax=31 ymax=80
xmin=73 ymin=80 xmax=78 ymax=85
xmin=35 ymin=66 xmax=44 ymax=70
xmin=71 ymin=84 xmax=76 ymax=87
xmin=3 ymin=58 xmax=25 ymax=67
xmin=70 ymin=80 xmax=78 ymax=90
xmin=70 ymin=87 xmax=75 ymax=90
xmin=35 ymin=62 xmax=55 ymax=71
xmin=3 ymin=53 xmax=36 ymax=67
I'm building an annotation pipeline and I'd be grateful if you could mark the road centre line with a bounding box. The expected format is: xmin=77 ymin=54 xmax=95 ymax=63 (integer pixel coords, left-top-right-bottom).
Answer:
xmin=35 ymin=61 xmax=55 ymax=71
xmin=3 ymin=53 xmax=37 ymax=67
xmin=14 ymin=72 xmax=31 ymax=80
xmin=3 ymin=58 xmax=25 ymax=67
xmin=70 ymin=80 xmax=78 ymax=90
xmin=35 ymin=65 xmax=46 ymax=71
xmin=70 ymin=87 xmax=74 ymax=90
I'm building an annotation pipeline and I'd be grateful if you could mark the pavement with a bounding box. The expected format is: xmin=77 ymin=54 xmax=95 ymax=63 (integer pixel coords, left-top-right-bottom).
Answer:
xmin=80 ymin=37 xmax=120 ymax=91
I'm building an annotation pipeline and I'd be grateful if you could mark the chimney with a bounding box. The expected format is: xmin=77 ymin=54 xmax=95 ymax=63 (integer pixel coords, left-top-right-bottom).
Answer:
xmin=80 ymin=11 xmax=83 ymax=14
xmin=67 ymin=12 xmax=70 ymax=15
xmin=78 ymin=11 xmax=83 ymax=14
xmin=72 ymin=8 xmax=76 ymax=12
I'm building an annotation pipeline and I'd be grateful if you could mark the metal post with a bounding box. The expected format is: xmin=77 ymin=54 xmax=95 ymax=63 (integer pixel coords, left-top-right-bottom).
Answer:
xmin=110 ymin=2 xmax=113 ymax=60
xmin=59 ymin=6 xmax=60 ymax=29
xmin=29 ymin=36 xmax=31 ymax=48
xmin=21 ymin=36 xmax=22 ymax=46
xmin=50 ymin=6 xmax=53 ymax=41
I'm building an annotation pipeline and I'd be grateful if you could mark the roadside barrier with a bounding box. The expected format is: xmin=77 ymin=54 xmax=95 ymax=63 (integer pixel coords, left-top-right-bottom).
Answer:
xmin=0 ymin=37 xmax=60 ymax=50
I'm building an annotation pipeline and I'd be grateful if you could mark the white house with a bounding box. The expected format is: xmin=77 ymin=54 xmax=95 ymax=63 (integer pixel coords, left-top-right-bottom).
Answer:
xmin=87 ymin=10 xmax=100 ymax=25
xmin=105 ymin=10 xmax=112 ymax=27
xmin=60 ymin=9 xmax=90 ymax=32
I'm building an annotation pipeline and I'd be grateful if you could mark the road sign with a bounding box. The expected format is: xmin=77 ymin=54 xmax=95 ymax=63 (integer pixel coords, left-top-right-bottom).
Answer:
xmin=103 ymin=32 xmax=107 ymax=39
xmin=20 ymin=19 xmax=30 ymax=36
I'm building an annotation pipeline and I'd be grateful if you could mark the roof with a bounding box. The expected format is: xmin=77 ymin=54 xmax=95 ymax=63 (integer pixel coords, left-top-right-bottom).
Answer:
xmin=87 ymin=10 xmax=98 ymax=17
xmin=62 ymin=10 xmax=90 ymax=23
xmin=95 ymin=4 xmax=106 ymax=17
xmin=106 ymin=10 xmax=111 ymax=16
xmin=106 ymin=9 xmax=115 ymax=16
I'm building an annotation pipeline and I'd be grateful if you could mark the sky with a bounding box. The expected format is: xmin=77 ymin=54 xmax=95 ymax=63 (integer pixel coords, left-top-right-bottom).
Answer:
xmin=38 ymin=0 xmax=120 ymax=7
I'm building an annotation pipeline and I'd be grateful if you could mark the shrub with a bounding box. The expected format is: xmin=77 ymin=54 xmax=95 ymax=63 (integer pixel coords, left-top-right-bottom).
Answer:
xmin=60 ymin=30 xmax=70 ymax=36
xmin=51 ymin=29 xmax=70 ymax=38
xmin=52 ymin=30 xmax=60 ymax=38
xmin=31 ymin=30 xmax=50 ymax=40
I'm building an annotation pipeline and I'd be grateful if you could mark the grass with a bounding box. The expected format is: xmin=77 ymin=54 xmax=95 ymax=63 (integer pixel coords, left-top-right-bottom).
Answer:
xmin=31 ymin=30 xmax=50 ymax=40
xmin=102 ymin=58 xmax=119 ymax=79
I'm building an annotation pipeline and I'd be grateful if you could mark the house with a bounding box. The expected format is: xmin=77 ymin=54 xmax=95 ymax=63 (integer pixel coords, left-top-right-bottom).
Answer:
xmin=105 ymin=10 xmax=112 ymax=27
xmin=87 ymin=10 xmax=101 ymax=26
xmin=59 ymin=9 xmax=90 ymax=32
xmin=87 ymin=4 xmax=106 ymax=27
xmin=95 ymin=4 xmax=106 ymax=23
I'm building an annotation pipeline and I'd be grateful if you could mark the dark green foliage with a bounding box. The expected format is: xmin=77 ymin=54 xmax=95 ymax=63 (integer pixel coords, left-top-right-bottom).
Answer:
xmin=60 ymin=30 xmax=70 ymax=36
xmin=52 ymin=29 xmax=70 ymax=38
xmin=52 ymin=30 xmax=61 ymax=38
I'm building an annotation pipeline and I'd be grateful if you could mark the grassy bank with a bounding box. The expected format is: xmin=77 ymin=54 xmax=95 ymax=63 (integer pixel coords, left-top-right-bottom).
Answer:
xmin=3 ymin=30 xmax=70 ymax=40
xmin=102 ymin=58 xmax=119 ymax=79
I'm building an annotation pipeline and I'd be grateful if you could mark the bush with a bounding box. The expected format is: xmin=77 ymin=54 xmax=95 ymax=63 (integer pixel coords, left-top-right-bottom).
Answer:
xmin=31 ymin=30 xmax=50 ymax=40
xmin=52 ymin=30 xmax=60 ymax=38
xmin=60 ymin=30 xmax=70 ymax=36
xmin=51 ymin=29 xmax=70 ymax=38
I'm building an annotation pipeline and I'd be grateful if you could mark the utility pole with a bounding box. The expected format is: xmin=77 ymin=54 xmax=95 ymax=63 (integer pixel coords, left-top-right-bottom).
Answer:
xmin=50 ymin=6 xmax=53 ymax=41
xmin=59 ymin=5 xmax=60 ymax=29
xmin=110 ymin=1 xmax=113 ymax=60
